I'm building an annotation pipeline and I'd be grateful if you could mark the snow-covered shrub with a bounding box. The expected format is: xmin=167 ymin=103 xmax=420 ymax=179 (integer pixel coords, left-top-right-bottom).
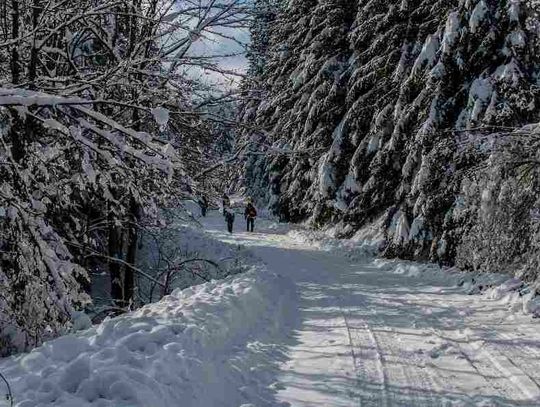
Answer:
xmin=454 ymin=127 xmax=540 ymax=286
xmin=456 ymin=169 xmax=536 ymax=274
xmin=135 ymin=209 xmax=256 ymax=304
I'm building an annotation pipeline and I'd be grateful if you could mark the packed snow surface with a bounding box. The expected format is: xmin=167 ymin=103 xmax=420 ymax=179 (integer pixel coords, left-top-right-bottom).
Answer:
xmin=2 ymin=210 xmax=540 ymax=406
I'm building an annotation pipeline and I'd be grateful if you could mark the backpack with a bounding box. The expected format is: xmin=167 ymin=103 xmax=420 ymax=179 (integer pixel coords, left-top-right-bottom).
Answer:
xmin=247 ymin=206 xmax=257 ymax=218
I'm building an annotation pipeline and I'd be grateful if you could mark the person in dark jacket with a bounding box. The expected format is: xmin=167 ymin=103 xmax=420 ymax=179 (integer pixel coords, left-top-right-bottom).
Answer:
xmin=222 ymin=193 xmax=230 ymax=212
xmin=224 ymin=209 xmax=235 ymax=234
xmin=198 ymin=195 xmax=208 ymax=217
xmin=244 ymin=201 xmax=257 ymax=232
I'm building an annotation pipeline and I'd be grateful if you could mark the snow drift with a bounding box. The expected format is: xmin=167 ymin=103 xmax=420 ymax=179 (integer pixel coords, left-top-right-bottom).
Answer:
xmin=0 ymin=267 xmax=296 ymax=407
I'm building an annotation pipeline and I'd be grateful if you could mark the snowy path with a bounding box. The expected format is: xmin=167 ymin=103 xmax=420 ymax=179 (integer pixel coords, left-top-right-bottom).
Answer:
xmin=204 ymin=214 xmax=540 ymax=407
xmin=2 ymin=211 xmax=540 ymax=407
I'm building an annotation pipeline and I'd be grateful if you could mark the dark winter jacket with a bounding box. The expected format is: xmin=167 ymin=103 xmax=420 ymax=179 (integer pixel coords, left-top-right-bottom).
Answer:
xmin=224 ymin=210 xmax=235 ymax=223
xmin=244 ymin=204 xmax=257 ymax=219
xmin=222 ymin=194 xmax=230 ymax=208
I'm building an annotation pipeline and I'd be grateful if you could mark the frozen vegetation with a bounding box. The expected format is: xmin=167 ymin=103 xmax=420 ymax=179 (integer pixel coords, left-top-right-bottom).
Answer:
xmin=2 ymin=0 xmax=540 ymax=405
xmin=241 ymin=0 xmax=540 ymax=286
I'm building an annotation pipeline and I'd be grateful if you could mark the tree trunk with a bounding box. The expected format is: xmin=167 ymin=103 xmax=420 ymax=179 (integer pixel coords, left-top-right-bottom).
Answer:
xmin=124 ymin=200 xmax=139 ymax=304
xmin=122 ymin=107 xmax=142 ymax=305
xmin=10 ymin=0 xmax=20 ymax=84
xmin=108 ymin=213 xmax=124 ymax=305
xmin=28 ymin=0 xmax=43 ymax=88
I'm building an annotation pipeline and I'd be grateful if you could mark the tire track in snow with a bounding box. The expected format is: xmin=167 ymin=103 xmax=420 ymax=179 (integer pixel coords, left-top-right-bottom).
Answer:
xmin=368 ymin=324 xmax=440 ymax=406
xmin=338 ymin=305 xmax=363 ymax=407
xmin=496 ymin=332 xmax=540 ymax=390
xmin=341 ymin=304 xmax=440 ymax=406
xmin=477 ymin=342 xmax=540 ymax=401
xmin=332 ymin=274 xmax=443 ymax=406
xmin=339 ymin=305 xmax=389 ymax=407
xmin=362 ymin=322 xmax=390 ymax=407
xmin=385 ymin=326 xmax=442 ymax=406
xmin=398 ymin=289 xmax=540 ymax=404
xmin=427 ymin=327 xmax=526 ymax=402
xmin=455 ymin=303 xmax=540 ymax=401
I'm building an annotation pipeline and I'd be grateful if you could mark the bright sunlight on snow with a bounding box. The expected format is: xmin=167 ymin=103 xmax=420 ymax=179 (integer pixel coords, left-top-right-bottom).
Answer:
xmin=2 ymin=210 xmax=540 ymax=406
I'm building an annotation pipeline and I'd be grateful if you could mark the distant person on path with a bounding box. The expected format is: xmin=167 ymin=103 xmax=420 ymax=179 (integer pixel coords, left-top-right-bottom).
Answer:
xmin=224 ymin=209 xmax=235 ymax=234
xmin=198 ymin=195 xmax=208 ymax=217
xmin=222 ymin=193 xmax=230 ymax=212
xmin=244 ymin=199 xmax=257 ymax=232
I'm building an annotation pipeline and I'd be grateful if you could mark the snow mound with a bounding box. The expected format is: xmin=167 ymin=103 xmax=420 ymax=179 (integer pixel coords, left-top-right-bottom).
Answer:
xmin=286 ymin=216 xmax=385 ymax=260
xmin=373 ymin=258 xmax=540 ymax=317
xmin=0 ymin=268 xmax=296 ymax=407
xmin=134 ymin=207 xmax=259 ymax=299
xmin=287 ymin=229 xmax=380 ymax=261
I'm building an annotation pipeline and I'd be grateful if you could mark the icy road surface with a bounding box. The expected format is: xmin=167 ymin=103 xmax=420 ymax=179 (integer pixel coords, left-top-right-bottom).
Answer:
xmin=205 ymin=213 xmax=540 ymax=407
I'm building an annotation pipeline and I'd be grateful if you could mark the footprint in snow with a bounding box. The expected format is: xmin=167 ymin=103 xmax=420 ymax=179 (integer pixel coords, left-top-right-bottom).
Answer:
xmin=270 ymin=382 xmax=286 ymax=390
xmin=429 ymin=342 xmax=451 ymax=359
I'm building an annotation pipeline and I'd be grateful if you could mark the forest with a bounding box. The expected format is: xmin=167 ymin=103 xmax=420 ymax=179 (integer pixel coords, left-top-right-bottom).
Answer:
xmin=242 ymin=0 xmax=540 ymax=282
xmin=0 ymin=0 xmax=247 ymax=355
xmin=1 ymin=1 xmax=540 ymax=406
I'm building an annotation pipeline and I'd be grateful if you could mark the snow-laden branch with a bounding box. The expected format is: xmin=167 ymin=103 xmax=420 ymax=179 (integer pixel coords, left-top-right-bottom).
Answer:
xmin=0 ymin=88 xmax=179 ymax=176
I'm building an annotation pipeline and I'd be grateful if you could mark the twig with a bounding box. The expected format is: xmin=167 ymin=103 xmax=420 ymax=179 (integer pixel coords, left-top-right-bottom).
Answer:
xmin=0 ymin=371 xmax=13 ymax=407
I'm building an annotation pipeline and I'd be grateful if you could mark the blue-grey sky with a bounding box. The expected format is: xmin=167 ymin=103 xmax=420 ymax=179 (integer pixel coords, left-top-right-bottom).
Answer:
xmin=187 ymin=25 xmax=250 ymax=88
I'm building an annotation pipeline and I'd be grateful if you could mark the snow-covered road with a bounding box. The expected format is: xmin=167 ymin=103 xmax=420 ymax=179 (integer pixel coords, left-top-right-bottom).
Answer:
xmin=205 ymin=214 xmax=540 ymax=407
xmin=2 ymin=210 xmax=540 ymax=407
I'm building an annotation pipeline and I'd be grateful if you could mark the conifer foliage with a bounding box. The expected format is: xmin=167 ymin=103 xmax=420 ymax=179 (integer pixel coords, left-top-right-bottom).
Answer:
xmin=242 ymin=0 xmax=540 ymax=282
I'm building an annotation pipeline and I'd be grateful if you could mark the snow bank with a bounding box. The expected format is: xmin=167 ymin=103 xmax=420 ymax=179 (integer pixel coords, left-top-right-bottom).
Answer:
xmin=92 ymin=205 xmax=260 ymax=307
xmin=0 ymin=268 xmax=296 ymax=407
xmin=137 ymin=207 xmax=258 ymax=300
xmin=287 ymin=229 xmax=381 ymax=261
xmin=290 ymin=226 xmax=540 ymax=319
xmin=372 ymin=258 xmax=540 ymax=317
xmin=138 ymin=217 xmax=258 ymax=288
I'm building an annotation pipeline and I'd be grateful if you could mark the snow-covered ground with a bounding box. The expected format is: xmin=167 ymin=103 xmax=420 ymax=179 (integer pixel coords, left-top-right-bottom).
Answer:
xmin=2 ymin=209 xmax=540 ymax=406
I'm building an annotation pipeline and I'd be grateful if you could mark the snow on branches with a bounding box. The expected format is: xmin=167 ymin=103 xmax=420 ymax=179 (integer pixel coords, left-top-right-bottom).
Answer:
xmin=0 ymin=0 xmax=249 ymax=355
xmin=241 ymin=0 xmax=540 ymax=282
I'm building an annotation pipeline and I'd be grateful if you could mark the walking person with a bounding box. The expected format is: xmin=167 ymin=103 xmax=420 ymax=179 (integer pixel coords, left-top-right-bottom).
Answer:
xmin=198 ymin=195 xmax=208 ymax=217
xmin=224 ymin=208 xmax=235 ymax=234
xmin=244 ymin=200 xmax=257 ymax=232
xmin=222 ymin=193 xmax=230 ymax=212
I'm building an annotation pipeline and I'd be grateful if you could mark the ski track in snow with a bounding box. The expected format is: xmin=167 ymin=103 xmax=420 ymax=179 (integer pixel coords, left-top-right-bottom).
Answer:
xmin=205 ymin=213 xmax=540 ymax=407
xmin=2 ymin=210 xmax=540 ymax=406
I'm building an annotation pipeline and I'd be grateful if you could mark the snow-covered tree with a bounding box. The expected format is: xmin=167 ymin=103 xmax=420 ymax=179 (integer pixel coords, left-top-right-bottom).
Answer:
xmin=241 ymin=0 xmax=356 ymax=220
xmin=0 ymin=0 xmax=248 ymax=354
xmin=245 ymin=0 xmax=284 ymax=81
xmin=241 ymin=0 xmax=540 ymax=282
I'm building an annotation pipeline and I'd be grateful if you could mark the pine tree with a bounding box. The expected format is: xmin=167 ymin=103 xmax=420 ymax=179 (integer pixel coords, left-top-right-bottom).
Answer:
xmin=241 ymin=0 xmax=540 ymax=281
xmin=243 ymin=0 xmax=356 ymax=221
